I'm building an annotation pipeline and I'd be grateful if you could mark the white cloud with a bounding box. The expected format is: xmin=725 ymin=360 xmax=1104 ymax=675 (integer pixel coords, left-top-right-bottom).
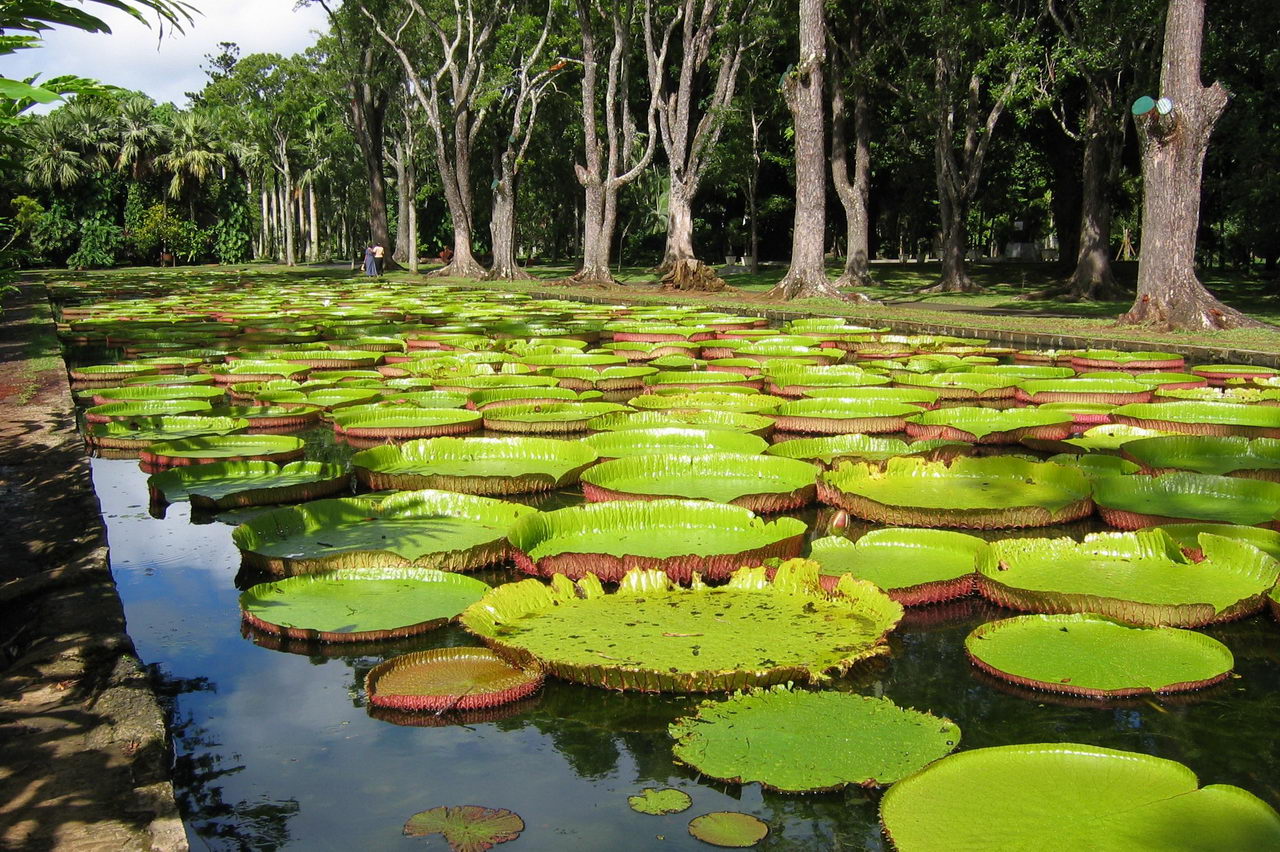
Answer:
xmin=3 ymin=0 xmax=330 ymax=108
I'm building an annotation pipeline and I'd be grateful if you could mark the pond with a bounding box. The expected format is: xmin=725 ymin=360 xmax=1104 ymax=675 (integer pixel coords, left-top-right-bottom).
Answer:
xmin=57 ymin=275 xmax=1280 ymax=850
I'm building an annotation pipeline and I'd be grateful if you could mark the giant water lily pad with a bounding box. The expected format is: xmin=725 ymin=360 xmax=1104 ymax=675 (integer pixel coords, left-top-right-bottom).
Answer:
xmin=965 ymin=613 xmax=1234 ymax=698
xmin=764 ymin=435 xmax=961 ymax=467
xmin=140 ymin=434 xmax=306 ymax=468
xmin=87 ymin=415 xmax=248 ymax=449
xmin=1092 ymin=471 xmax=1280 ymax=528
xmin=580 ymin=452 xmax=817 ymax=513
xmin=506 ymin=499 xmax=806 ymax=582
xmin=481 ymin=401 xmax=627 ymax=433
xmin=628 ymin=391 xmax=783 ymax=413
xmin=1112 ymin=401 xmax=1280 ymax=438
xmin=240 ymin=567 xmax=490 ymax=641
xmin=366 ymin=648 xmax=543 ymax=713
xmin=819 ymin=456 xmax=1093 ymax=529
xmin=460 ymin=561 xmax=902 ymax=691
xmin=232 ymin=490 xmax=536 ymax=575
xmin=879 ymin=743 xmax=1280 ymax=851
xmin=1015 ymin=377 xmax=1152 ymax=405
xmin=90 ymin=384 xmax=227 ymax=404
xmin=148 ymin=460 xmax=350 ymax=509
xmin=582 ymin=426 xmax=768 ymax=459
xmin=1120 ymin=435 xmax=1280 ymax=479
xmin=402 ymin=804 xmax=525 ymax=851
xmin=1152 ymin=522 xmax=1280 ymax=561
xmin=808 ymin=529 xmax=986 ymax=603
xmin=669 ymin=687 xmax=959 ymax=792
xmin=587 ymin=408 xmax=774 ymax=436
xmin=771 ymin=398 xmax=920 ymax=435
xmin=688 ymin=813 xmax=769 ymax=848
xmin=977 ymin=530 xmax=1280 ymax=626
xmin=331 ymin=406 xmax=481 ymax=439
xmin=627 ymin=788 xmax=692 ymax=815
xmin=85 ymin=399 xmax=214 ymax=422
xmin=905 ymin=407 xmax=1073 ymax=444
xmin=350 ymin=436 xmax=597 ymax=494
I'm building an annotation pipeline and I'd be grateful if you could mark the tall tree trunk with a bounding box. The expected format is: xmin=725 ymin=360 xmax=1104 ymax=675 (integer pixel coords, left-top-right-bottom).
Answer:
xmin=392 ymin=141 xmax=411 ymax=263
xmin=259 ymin=184 xmax=270 ymax=260
xmin=830 ymin=48 xmax=875 ymax=295
xmin=406 ymin=155 xmax=418 ymax=273
xmin=308 ymin=184 xmax=319 ymax=263
xmin=1121 ymin=0 xmax=1262 ymax=329
xmin=768 ymin=0 xmax=844 ymax=300
xmin=348 ymin=54 xmax=395 ymax=267
xmin=279 ymin=140 xmax=296 ymax=267
xmin=1066 ymin=98 xmax=1124 ymax=299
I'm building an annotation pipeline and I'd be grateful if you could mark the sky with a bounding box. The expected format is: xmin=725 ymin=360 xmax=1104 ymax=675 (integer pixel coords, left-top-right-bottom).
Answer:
xmin=4 ymin=0 xmax=330 ymax=107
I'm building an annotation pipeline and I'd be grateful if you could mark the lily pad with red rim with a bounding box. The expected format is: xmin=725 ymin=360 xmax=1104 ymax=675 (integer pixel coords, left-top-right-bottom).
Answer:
xmin=147 ymin=460 xmax=350 ymax=509
xmin=140 ymin=433 xmax=306 ymax=468
xmin=579 ymin=452 xmax=817 ymax=513
xmin=367 ymin=647 xmax=543 ymax=712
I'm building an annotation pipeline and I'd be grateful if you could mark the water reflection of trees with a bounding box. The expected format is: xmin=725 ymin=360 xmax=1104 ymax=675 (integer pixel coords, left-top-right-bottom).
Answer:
xmin=151 ymin=668 xmax=301 ymax=851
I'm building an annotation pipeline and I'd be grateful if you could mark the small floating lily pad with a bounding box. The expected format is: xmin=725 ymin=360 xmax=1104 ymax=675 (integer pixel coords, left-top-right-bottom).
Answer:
xmin=367 ymin=648 xmax=543 ymax=712
xmin=688 ymin=812 xmax=769 ymax=848
xmin=670 ymin=687 xmax=959 ymax=792
xmin=627 ymin=788 xmax=692 ymax=815
xmin=965 ymin=614 xmax=1234 ymax=698
xmin=879 ymin=743 xmax=1280 ymax=851
xmin=240 ymin=568 xmax=490 ymax=641
xmin=402 ymin=804 xmax=525 ymax=851
xmin=580 ymin=452 xmax=817 ymax=513
xmin=140 ymin=434 xmax=306 ymax=468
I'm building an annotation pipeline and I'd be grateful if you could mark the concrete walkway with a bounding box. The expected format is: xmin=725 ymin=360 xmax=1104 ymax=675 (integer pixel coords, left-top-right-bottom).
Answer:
xmin=0 ymin=281 xmax=186 ymax=851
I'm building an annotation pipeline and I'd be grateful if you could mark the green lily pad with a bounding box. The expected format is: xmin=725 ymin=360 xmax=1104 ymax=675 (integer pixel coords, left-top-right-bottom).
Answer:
xmin=772 ymin=398 xmax=921 ymax=434
xmin=403 ymin=805 xmax=525 ymax=851
xmin=91 ymin=384 xmax=227 ymax=404
xmin=331 ymin=406 xmax=481 ymax=438
xmin=808 ymin=529 xmax=986 ymax=603
xmin=670 ymin=687 xmax=959 ymax=792
xmin=1151 ymin=522 xmax=1280 ymax=561
xmin=87 ymin=415 xmax=249 ymax=449
xmin=587 ymin=408 xmax=775 ymax=436
xmin=894 ymin=372 xmax=1019 ymax=398
xmin=140 ymin=434 xmax=306 ymax=467
xmin=70 ymin=363 xmax=160 ymax=381
xmin=1015 ymin=377 xmax=1152 ymax=404
xmin=1092 ymin=470 xmax=1280 ymax=527
xmin=977 ymin=530 xmax=1280 ymax=626
xmin=350 ymin=436 xmax=598 ymax=495
xmin=628 ymin=391 xmax=783 ymax=413
xmin=240 ymin=567 xmax=490 ymax=641
xmin=1112 ymin=401 xmax=1280 ymax=438
xmin=627 ymin=788 xmax=692 ymax=815
xmin=580 ymin=452 xmax=816 ymax=513
xmin=232 ymin=490 xmax=536 ymax=575
xmin=965 ymin=613 xmax=1234 ymax=698
xmin=1044 ymin=423 xmax=1172 ymax=454
xmin=1120 ymin=435 xmax=1280 ymax=478
xmin=461 ymin=561 xmax=902 ymax=692
xmin=819 ymin=456 xmax=1093 ymax=529
xmin=764 ymin=435 xmax=961 ymax=466
xmin=1072 ymin=349 xmax=1186 ymax=368
xmin=582 ymin=426 xmax=768 ymax=458
xmin=467 ymin=386 xmax=598 ymax=409
xmin=879 ymin=743 xmax=1280 ymax=851
xmin=905 ymin=406 xmax=1073 ymax=443
xmin=687 ymin=812 xmax=769 ymax=848
xmin=85 ymin=399 xmax=214 ymax=422
xmin=147 ymin=460 xmax=351 ymax=509
xmin=506 ymin=499 xmax=806 ymax=582
xmin=481 ymin=401 xmax=628 ymax=433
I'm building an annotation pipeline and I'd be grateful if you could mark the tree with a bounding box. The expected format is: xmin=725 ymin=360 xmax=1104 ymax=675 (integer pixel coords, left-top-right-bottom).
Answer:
xmin=645 ymin=0 xmax=756 ymax=291
xmin=918 ymin=0 xmax=1035 ymax=294
xmin=766 ymin=0 xmax=840 ymax=300
xmin=157 ymin=111 xmax=226 ymax=218
xmin=827 ymin=4 xmax=877 ymax=296
xmin=1120 ymin=0 xmax=1264 ymax=329
xmin=565 ymin=0 xmax=661 ymax=286
xmin=362 ymin=0 xmax=504 ymax=279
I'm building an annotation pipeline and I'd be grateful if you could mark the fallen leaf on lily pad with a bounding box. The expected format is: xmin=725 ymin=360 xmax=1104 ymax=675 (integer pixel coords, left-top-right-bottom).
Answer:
xmin=688 ymin=811 xmax=769 ymax=847
xmin=628 ymin=787 xmax=693 ymax=815
xmin=403 ymin=805 xmax=524 ymax=851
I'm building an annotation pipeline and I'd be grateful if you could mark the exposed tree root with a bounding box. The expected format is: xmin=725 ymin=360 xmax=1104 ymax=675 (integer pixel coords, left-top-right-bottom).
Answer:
xmin=483 ymin=265 xmax=534 ymax=282
xmin=661 ymin=259 xmax=726 ymax=292
xmin=766 ymin=272 xmax=850 ymax=301
xmin=428 ymin=258 xmax=487 ymax=279
xmin=1117 ymin=287 xmax=1272 ymax=331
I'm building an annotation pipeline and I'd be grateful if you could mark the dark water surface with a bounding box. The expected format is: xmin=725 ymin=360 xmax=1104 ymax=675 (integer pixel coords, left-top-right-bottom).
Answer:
xmin=90 ymin=433 xmax=1280 ymax=851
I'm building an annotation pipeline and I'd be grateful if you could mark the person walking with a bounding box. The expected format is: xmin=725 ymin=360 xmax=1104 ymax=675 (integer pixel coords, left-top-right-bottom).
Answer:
xmin=363 ymin=245 xmax=378 ymax=276
xmin=373 ymin=243 xmax=385 ymax=274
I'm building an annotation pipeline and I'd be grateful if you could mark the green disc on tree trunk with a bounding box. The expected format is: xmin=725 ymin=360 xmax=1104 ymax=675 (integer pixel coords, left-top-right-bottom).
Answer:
xmin=1131 ymin=95 xmax=1156 ymax=115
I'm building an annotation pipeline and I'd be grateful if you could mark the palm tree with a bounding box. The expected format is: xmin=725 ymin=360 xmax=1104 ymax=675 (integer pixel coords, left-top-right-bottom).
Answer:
xmin=157 ymin=111 xmax=227 ymax=218
xmin=23 ymin=109 xmax=90 ymax=189
xmin=62 ymin=97 xmax=120 ymax=173
xmin=116 ymin=94 xmax=170 ymax=179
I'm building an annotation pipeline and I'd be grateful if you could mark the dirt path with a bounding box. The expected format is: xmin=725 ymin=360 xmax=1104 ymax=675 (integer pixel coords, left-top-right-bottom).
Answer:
xmin=0 ymin=281 xmax=186 ymax=851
